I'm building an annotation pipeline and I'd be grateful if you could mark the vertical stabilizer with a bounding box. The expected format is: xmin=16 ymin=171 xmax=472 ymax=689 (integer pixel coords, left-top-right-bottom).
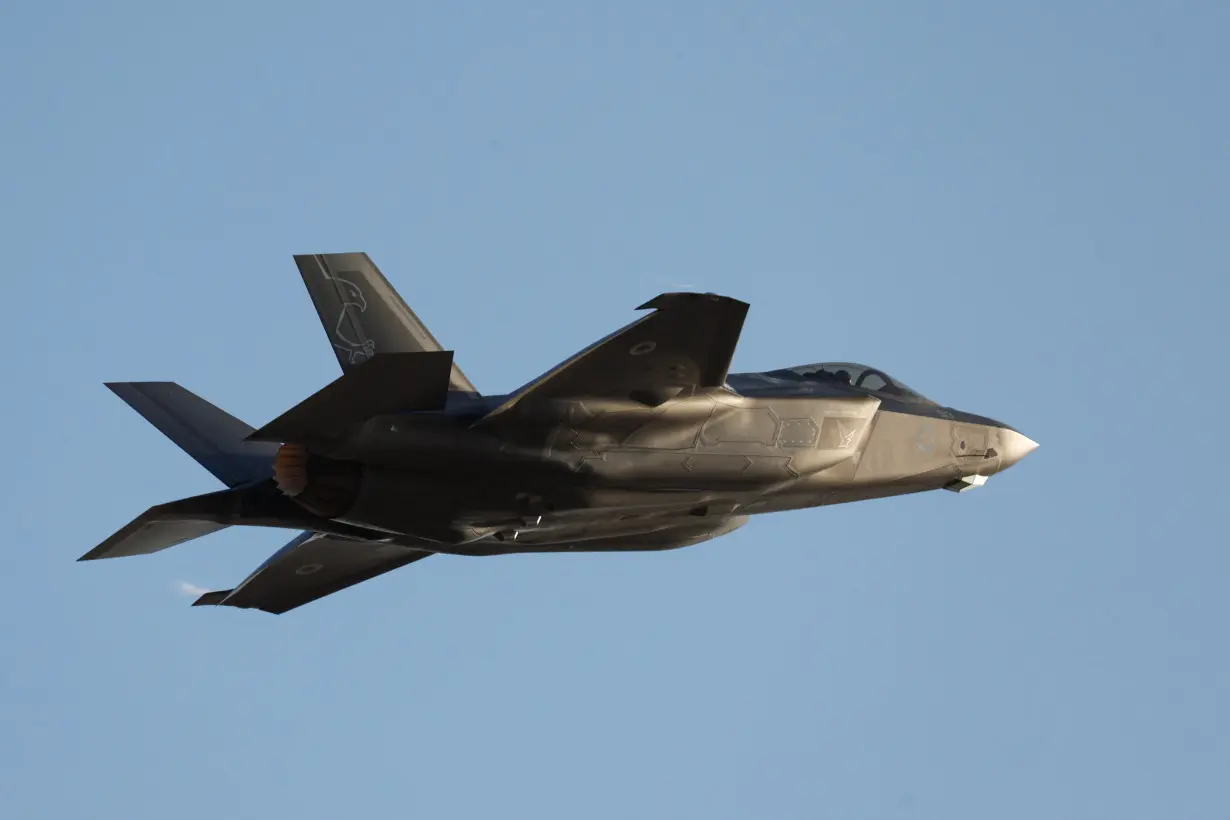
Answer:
xmin=293 ymin=253 xmax=478 ymax=393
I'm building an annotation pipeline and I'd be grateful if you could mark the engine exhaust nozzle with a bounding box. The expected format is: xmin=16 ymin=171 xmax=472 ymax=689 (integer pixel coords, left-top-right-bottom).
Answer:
xmin=273 ymin=443 xmax=309 ymax=497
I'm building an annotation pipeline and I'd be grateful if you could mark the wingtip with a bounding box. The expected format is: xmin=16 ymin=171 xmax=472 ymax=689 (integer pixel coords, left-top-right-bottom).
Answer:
xmin=637 ymin=292 xmax=749 ymax=311
xmin=77 ymin=544 xmax=114 ymax=562
xmin=192 ymin=589 xmax=233 ymax=607
xmin=637 ymin=292 xmax=683 ymax=310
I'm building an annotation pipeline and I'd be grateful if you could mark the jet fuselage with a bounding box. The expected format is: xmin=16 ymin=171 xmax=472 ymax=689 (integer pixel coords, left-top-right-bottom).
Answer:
xmin=283 ymin=365 xmax=1036 ymax=556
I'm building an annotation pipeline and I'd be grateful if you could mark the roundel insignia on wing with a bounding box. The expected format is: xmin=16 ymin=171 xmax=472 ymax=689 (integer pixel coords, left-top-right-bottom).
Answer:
xmin=629 ymin=341 xmax=657 ymax=356
xmin=295 ymin=563 xmax=324 ymax=575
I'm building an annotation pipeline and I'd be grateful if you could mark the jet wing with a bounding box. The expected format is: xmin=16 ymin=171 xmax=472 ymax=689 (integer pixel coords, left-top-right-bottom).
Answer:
xmin=480 ymin=292 xmax=749 ymax=420
xmin=193 ymin=532 xmax=433 ymax=614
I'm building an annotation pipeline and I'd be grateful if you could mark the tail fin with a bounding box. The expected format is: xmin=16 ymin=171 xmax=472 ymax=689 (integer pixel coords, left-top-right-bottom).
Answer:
xmin=294 ymin=253 xmax=479 ymax=393
xmin=106 ymin=382 xmax=279 ymax=487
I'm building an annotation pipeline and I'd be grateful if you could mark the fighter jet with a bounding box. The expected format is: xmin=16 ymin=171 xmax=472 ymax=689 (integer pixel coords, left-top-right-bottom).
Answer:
xmin=81 ymin=253 xmax=1038 ymax=614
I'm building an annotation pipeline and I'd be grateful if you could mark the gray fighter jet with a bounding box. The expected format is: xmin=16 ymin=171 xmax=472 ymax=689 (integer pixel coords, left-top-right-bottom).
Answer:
xmin=82 ymin=253 xmax=1038 ymax=614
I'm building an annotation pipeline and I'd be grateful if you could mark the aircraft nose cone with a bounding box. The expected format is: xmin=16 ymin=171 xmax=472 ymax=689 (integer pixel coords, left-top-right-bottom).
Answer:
xmin=997 ymin=429 xmax=1039 ymax=470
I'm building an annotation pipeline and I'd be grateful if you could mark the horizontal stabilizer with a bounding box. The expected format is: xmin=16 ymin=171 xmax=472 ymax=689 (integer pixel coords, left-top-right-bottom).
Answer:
xmin=248 ymin=351 xmax=455 ymax=442
xmin=79 ymin=500 xmax=231 ymax=561
xmin=190 ymin=531 xmax=434 ymax=614
xmin=79 ymin=483 xmax=409 ymax=562
xmin=106 ymin=382 xmax=278 ymax=487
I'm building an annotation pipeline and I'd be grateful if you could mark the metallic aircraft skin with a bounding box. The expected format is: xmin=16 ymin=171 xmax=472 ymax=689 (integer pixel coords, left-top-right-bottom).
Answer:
xmin=82 ymin=253 xmax=1038 ymax=614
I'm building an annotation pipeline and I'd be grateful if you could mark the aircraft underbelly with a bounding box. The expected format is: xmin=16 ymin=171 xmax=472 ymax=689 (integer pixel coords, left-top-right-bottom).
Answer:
xmin=482 ymin=515 xmax=751 ymax=554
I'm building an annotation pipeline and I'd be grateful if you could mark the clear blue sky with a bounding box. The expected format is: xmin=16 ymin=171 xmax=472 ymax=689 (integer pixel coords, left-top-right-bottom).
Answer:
xmin=2 ymin=2 xmax=1226 ymax=818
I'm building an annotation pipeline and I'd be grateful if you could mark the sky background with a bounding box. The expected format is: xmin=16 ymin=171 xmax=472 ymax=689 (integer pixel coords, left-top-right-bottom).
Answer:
xmin=2 ymin=2 xmax=1226 ymax=818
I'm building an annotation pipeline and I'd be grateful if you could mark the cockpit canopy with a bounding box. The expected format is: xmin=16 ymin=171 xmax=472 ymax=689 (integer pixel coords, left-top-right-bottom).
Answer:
xmin=762 ymin=362 xmax=933 ymax=404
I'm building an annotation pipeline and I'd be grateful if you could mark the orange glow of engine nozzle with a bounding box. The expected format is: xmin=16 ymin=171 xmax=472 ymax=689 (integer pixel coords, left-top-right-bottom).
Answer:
xmin=273 ymin=443 xmax=309 ymax=497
